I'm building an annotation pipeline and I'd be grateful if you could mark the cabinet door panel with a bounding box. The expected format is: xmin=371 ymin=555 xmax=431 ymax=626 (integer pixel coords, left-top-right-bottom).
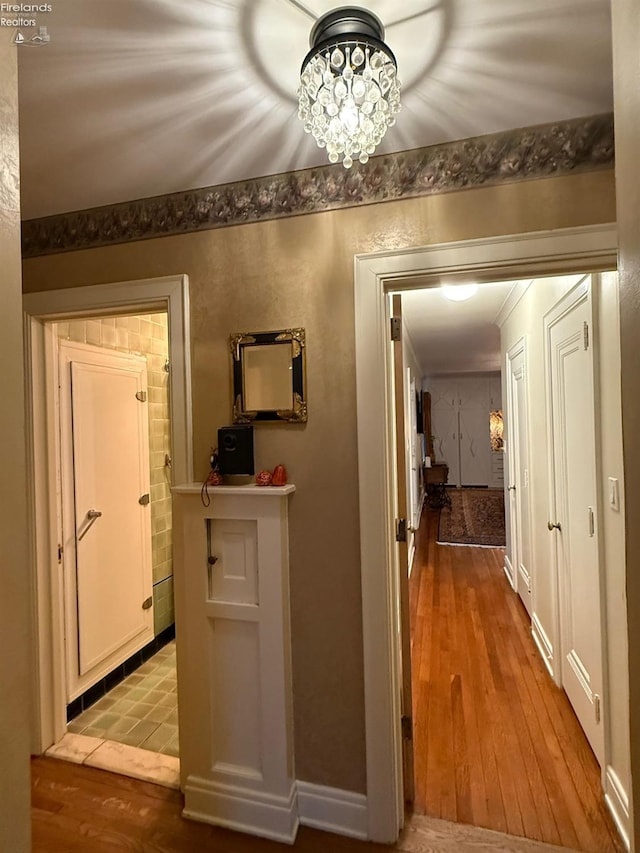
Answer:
xmin=458 ymin=408 xmax=491 ymax=486
xmin=431 ymin=409 xmax=460 ymax=486
xmin=429 ymin=378 xmax=457 ymax=411
xmin=458 ymin=377 xmax=489 ymax=409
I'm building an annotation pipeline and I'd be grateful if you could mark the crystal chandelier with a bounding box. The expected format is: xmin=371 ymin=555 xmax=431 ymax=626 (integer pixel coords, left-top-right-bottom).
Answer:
xmin=297 ymin=7 xmax=401 ymax=169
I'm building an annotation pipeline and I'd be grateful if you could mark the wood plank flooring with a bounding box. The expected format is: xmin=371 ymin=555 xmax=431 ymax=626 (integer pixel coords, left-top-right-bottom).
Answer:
xmin=410 ymin=507 xmax=624 ymax=853
xmin=32 ymin=756 xmax=586 ymax=853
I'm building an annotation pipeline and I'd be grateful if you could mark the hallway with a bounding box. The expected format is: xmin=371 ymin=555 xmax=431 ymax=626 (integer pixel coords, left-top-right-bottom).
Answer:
xmin=410 ymin=508 xmax=623 ymax=852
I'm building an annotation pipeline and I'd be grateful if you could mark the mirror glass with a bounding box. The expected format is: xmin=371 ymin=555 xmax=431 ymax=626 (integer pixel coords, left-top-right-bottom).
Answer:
xmin=230 ymin=328 xmax=307 ymax=423
xmin=243 ymin=344 xmax=293 ymax=411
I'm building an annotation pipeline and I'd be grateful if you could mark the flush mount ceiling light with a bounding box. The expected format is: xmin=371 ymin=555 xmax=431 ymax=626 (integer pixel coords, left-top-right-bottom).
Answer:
xmin=441 ymin=284 xmax=479 ymax=302
xmin=297 ymin=7 xmax=401 ymax=169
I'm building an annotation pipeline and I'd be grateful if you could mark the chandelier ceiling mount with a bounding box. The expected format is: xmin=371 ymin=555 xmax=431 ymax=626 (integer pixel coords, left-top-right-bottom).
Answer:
xmin=297 ymin=6 xmax=401 ymax=169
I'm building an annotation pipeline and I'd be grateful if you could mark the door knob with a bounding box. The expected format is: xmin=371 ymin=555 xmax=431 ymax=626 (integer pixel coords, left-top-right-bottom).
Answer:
xmin=87 ymin=509 xmax=102 ymax=519
xmin=508 ymin=485 xmax=516 ymax=491
xmin=547 ymin=521 xmax=561 ymax=531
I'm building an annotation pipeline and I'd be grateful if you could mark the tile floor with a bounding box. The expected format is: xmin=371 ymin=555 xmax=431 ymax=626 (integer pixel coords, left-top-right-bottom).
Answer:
xmin=67 ymin=641 xmax=178 ymax=757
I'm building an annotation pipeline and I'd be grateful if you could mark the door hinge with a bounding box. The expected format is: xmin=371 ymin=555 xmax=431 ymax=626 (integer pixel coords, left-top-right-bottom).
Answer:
xmin=390 ymin=316 xmax=402 ymax=342
xmin=396 ymin=518 xmax=407 ymax=542
xmin=588 ymin=506 xmax=595 ymax=537
xmin=142 ymin=596 xmax=153 ymax=611
xmin=401 ymin=715 xmax=413 ymax=740
xmin=135 ymin=390 xmax=147 ymax=402
xmin=583 ymin=321 xmax=589 ymax=351
xmin=139 ymin=493 xmax=150 ymax=506
xmin=594 ymin=693 xmax=601 ymax=724
xmin=57 ymin=544 xmax=63 ymax=564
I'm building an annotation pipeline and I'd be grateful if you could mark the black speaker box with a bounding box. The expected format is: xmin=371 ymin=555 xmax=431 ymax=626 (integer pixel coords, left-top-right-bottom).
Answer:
xmin=217 ymin=425 xmax=255 ymax=476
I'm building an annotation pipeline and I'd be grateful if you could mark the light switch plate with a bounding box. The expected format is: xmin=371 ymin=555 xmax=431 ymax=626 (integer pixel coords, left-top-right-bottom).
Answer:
xmin=608 ymin=477 xmax=620 ymax=511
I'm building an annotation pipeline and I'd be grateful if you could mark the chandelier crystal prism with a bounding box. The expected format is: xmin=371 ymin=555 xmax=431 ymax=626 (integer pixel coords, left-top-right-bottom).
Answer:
xmin=297 ymin=7 xmax=401 ymax=169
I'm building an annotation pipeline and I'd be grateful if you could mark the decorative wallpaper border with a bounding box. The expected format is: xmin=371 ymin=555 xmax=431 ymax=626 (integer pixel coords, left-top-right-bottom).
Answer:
xmin=21 ymin=113 xmax=613 ymax=258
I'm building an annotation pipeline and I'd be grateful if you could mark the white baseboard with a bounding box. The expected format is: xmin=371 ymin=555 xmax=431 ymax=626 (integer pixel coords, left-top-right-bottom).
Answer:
xmin=183 ymin=776 xmax=299 ymax=844
xmin=604 ymin=766 xmax=630 ymax=851
xmin=517 ymin=562 xmax=531 ymax=596
xmin=503 ymin=554 xmax=515 ymax=589
xmin=297 ymin=781 xmax=368 ymax=840
xmin=531 ymin=613 xmax=554 ymax=678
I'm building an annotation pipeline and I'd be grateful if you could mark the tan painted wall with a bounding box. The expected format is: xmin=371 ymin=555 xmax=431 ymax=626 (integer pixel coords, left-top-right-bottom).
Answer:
xmin=0 ymin=40 xmax=32 ymax=853
xmin=22 ymin=169 xmax=616 ymax=792
xmin=612 ymin=0 xmax=640 ymax=846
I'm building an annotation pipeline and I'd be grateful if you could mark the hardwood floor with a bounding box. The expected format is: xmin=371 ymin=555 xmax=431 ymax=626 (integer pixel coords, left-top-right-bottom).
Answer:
xmin=410 ymin=507 xmax=624 ymax=853
xmin=32 ymin=755 xmax=590 ymax=853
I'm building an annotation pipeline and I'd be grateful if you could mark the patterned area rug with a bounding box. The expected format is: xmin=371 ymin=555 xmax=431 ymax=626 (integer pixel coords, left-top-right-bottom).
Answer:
xmin=437 ymin=487 xmax=506 ymax=547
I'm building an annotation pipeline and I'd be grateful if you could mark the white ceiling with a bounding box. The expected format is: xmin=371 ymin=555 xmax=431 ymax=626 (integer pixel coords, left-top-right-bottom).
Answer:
xmin=401 ymin=280 xmax=518 ymax=374
xmin=16 ymin=0 xmax=613 ymax=219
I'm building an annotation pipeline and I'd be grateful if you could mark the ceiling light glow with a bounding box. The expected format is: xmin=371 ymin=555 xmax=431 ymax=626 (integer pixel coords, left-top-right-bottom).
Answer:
xmin=441 ymin=284 xmax=479 ymax=302
xmin=297 ymin=8 xmax=401 ymax=169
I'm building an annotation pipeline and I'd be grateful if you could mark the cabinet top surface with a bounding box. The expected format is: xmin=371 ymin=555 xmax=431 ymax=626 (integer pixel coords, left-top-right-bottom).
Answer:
xmin=173 ymin=483 xmax=296 ymax=496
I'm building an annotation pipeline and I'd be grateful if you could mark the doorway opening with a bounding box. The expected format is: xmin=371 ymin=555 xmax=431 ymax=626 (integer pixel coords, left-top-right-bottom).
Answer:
xmin=24 ymin=275 xmax=192 ymax=788
xmin=392 ymin=272 xmax=624 ymax=851
xmin=353 ymin=225 xmax=630 ymax=849
xmin=57 ymin=314 xmax=178 ymax=772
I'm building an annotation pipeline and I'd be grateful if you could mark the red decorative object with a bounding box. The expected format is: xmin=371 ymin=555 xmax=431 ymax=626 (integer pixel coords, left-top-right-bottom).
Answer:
xmin=256 ymin=470 xmax=272 ymax=486
xmin=207 ymin=470 xmax=224 ymax=486
xmin=271 ymin=464 xmax=288 ymax=486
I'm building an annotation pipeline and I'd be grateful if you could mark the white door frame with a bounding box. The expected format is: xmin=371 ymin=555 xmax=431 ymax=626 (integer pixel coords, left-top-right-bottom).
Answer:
xmin=354 ymin=224 xmax=617 ymax=843
xmin=23 ymin=275 xmax=193 ymax=753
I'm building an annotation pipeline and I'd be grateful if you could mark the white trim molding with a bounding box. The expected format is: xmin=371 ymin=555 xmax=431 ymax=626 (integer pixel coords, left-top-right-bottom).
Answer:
xmin=354 ymin=224 xmax=617 ymax=843
xmin=605 ymin=766 xmax=631 ymax=851
xmin=503 ymin=554 xmax=516 ymax=589
xmin=531 ymin=613 xmax=555 ymax=678
xmin=183 ymin=778 xmax=299 ymax=845
xmin=297 ymin=781 xmax=367 ymax=840
xmin=23 ymin=275 xmax=193 ymax=754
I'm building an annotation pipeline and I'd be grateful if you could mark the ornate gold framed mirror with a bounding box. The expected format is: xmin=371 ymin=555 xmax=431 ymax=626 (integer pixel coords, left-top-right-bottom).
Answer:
xmin=230 ymin=328 xmax=307 ymax=423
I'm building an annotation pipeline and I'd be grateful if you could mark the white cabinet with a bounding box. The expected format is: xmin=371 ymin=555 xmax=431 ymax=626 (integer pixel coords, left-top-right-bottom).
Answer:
xmin=173 ymin=484 xmax=297 ymax=844
xmin=490 ymin=451 xmax=505 ymax=488
xmin=425 ymin=374 xmax=502 ymax=487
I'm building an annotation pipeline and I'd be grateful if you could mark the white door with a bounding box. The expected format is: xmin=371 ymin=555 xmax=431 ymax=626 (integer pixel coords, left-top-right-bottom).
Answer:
xmin=547 ymin=279 xmax=604 ymax=766
xmin=59 ymin=340 xmax=154 ymax=701
xmin=458 ymin=407 xmax=491 ymax=485
xmin=391 ymin=296 xmax=415 ymax=802
xmin=407 ymin=374 xmax=420 ymax=532
xmin=506 ymin=341 xmax=533 ymax=612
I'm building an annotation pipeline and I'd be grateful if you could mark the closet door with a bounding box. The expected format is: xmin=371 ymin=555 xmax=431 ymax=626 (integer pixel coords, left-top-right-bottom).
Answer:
xmin=458 ymin=407 xmax=491 ymax=486
xmin=489 ymin=376 xmax=503 ymax=410
xmin=458 ymin=376 xmax=489 ymax=409
xmin=429 ymin=379 xmax=460 ymax=486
